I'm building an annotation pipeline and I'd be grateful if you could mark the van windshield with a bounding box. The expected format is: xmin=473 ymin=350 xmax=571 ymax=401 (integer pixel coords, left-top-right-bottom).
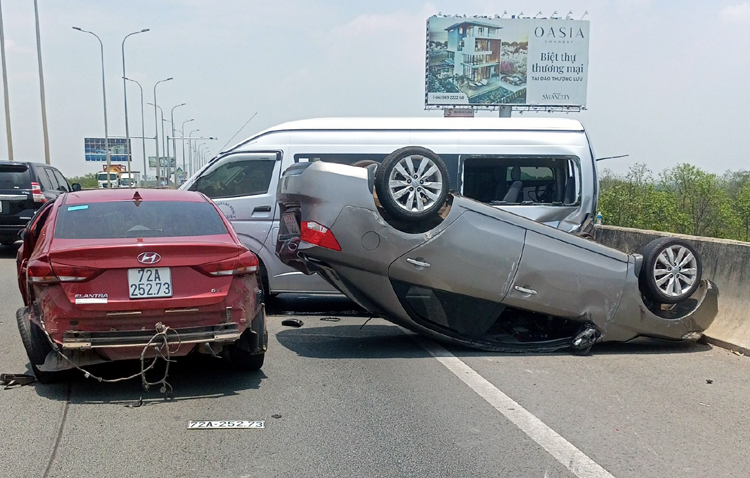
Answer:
xmin=97 ymin=173 xmax=118 ymax=181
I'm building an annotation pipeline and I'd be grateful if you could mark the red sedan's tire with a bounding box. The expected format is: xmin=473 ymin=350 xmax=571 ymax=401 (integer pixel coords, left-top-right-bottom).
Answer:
xmin=639 ymin=238 xmax=702 ymax=304
xmin=15 ymin=307 xmax=58 ymax=384
xmin=374 ymin=146 xmax=449 ymax=222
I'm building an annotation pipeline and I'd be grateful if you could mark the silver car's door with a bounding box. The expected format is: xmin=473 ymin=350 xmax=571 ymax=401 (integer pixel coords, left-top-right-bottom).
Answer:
xmin=388 ymin=211 xmax=525 ymax=336
xmin=503 ymin=230 xmax=629 ymax=323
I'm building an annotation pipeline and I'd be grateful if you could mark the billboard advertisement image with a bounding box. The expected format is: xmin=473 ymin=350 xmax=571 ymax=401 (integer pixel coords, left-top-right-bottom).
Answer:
xmin=84 ymin=137 xmax=132 ymax=162
xmin=425 ymin=16 xmax=590 ymax=109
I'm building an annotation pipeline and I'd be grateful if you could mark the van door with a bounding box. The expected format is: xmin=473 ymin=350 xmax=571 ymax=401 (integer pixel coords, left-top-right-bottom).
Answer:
xmin=190 ymin=151 xmax=280 ymax=257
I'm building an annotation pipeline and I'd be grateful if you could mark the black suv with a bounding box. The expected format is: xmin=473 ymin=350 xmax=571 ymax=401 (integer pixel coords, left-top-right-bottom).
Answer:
xmin=0 ymin=161 xmax=79 ymax=245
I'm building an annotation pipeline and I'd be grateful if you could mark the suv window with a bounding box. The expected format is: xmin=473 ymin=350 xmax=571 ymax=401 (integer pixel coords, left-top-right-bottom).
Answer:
xmin=194 ymin=159 xmax=276 ymax=199
xmin=0 ymin=163 xmax=31 ymax=189
xmin=52 ymin=169 xmax=70 ymax=191
xmin=43 ymin=168 xmax=61 ymax=190
xmin=34 ymin=165 xmax=54 ymax=191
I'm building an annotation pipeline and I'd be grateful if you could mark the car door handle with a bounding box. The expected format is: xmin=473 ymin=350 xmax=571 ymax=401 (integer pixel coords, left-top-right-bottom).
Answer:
xmin=253 ymin=206 xmax=272 ymax=213
xmin=514 ymin=285 xmax=537 ymax=295
xmin=406 ymin=258 xmax=430 ymax=268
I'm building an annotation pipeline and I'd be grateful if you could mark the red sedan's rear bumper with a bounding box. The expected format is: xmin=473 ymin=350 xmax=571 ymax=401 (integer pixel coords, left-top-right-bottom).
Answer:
xmin=29 ymin=274 xmax=263 ymax=362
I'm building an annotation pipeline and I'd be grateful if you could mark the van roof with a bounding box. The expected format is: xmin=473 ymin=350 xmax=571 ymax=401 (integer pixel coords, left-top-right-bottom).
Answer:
xmin=232 ymin=117 xmax=585 ymax=151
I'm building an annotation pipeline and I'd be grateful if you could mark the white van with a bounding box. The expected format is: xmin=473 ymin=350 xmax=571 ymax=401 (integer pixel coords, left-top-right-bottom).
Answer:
xmin=182 ymin=117 xmax=599 ymax=296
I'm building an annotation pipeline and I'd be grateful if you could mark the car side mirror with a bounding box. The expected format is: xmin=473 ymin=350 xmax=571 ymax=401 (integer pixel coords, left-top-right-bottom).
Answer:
xmin=17 ymin=229 xmax=25 ymax=239
xmin=71 ymin=183 xmax=82 ymax=192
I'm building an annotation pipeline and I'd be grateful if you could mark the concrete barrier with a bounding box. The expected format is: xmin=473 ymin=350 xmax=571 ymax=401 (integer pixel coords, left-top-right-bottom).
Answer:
xmin=593 ymin=225 xmax=750 ymax=353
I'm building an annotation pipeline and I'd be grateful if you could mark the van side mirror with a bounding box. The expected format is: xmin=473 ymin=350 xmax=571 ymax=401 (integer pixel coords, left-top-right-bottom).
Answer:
xmin=18 ymin=229 xmax=25 ymax=239
xmin=71 ymin=183 xmax=82 ymax=192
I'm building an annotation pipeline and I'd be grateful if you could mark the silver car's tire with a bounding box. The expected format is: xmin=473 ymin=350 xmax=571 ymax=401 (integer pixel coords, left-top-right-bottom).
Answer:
xmin=374 ymin=146 xmax=449 ymax=221
xmin=639 ymin=238 xmax=702 ymax=304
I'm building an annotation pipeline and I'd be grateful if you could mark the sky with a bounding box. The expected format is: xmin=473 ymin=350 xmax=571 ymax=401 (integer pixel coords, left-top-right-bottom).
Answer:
xmin=0 ymin=0 xmax=749 ymax=178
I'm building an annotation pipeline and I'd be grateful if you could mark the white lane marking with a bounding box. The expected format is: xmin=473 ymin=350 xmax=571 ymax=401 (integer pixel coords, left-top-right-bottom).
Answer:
xmin=415 ymin=336 xmax=615 ymax=478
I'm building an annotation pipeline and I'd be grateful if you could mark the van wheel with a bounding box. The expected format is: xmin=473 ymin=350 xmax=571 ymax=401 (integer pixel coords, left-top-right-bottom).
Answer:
xmin=639 ymin=238 xmax=702 ymax=304
xmin=374 ymin=146 xmax=449 ymax=221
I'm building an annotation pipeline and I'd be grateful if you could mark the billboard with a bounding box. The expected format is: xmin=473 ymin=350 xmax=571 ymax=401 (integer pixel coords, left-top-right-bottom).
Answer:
xmin=84 ymin=137 xmax=131 ymax=162
xmin=425 ymin=16 xmax=589 ymax=109
xmin=148 ymin=156 xmax=176 ymax=168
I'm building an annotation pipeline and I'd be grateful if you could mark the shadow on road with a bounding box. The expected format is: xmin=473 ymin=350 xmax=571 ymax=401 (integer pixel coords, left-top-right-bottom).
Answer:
xmin=31 ymin=353 xmax=266 ymax=406
xmin=277 ymin=321 xmax=714 ymax=360
xmin=276 ymin=323 xmax=428 ymax=359
xmin=265 ymin=294 xmax=367 ymax=316
xmin=0 ymin=243 xmax=19 ymax=259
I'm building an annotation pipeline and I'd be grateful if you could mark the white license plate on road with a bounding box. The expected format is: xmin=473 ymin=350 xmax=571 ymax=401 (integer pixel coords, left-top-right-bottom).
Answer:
xmin=188 ymin=421 xmax=265 ymax=429
xmin=128 ymin=267 xmax=172 ymax=299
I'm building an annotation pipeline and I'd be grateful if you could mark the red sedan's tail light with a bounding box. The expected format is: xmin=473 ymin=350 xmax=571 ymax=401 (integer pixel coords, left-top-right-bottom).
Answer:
xmin=31 ymin=182 xmax=46 ymax=203
xmin=301 ymin=221 xmax=341 ymax=251
xmin=27 ymin=259 xmax=98 ymax=284
xmin=197 ymin=251 xmax=259 ymax=277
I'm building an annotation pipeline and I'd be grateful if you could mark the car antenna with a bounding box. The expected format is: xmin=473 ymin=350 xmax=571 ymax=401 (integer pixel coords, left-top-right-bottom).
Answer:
xmin=219 ymin=112 xmax=257 ymax=152
xmin=132 ymin=190 xmax=143 ymax=207
xmin=595 ymin=154 xmax=629 ymax=162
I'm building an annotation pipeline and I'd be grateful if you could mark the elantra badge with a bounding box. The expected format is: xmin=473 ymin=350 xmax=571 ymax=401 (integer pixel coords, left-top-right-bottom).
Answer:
xmin=137 ymin=252 xmax=161 ymax=265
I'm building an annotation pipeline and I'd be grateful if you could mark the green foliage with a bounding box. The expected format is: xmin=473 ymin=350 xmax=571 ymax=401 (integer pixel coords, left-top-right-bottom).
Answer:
xmin=598 ymin=163 xmax=750 ymax=242
xmin=66 ymin=173 xmax=98 ymax=189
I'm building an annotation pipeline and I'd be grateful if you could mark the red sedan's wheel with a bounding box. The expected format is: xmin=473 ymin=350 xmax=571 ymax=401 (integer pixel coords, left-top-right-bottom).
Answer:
xmin=15 ymin=307 xmax=58 ymax=384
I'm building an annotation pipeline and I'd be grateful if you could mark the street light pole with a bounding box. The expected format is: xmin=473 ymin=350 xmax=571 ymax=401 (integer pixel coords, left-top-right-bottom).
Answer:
xmin=33 ymin=0 xmax=49 ymax=164
xmin=197 ymin=142 xmax=206 ymax=169
xmin=73 ymin=27 xmax=111 ymax=187
xmin=181 ymin=118 xmax=194 ymax=182
xmin=121 ymin=28 xmax=149 ymax=184
xmin=170 ymin=103 xmax=185 ymax=187
xmin=124 ymin=77 xmax=147 ymax=183
xmin=188 ymin=128 xmax=199 ymax=176
xmin=152 ymin=78 xmax=172 ymax=186
xmin=1 ymin=0 xmax=14 ymax=161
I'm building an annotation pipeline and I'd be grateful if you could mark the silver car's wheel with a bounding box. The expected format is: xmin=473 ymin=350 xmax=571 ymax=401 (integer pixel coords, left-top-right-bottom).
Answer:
xmin=640 ymin=238 xmax=702 ymax=304
xmin=374 ymin=146 xmax=449 ymax=221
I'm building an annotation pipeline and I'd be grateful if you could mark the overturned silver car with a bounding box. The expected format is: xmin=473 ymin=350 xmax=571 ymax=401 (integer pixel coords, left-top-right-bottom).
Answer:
xmin=276 ymin=147 xmax=718 ymax=353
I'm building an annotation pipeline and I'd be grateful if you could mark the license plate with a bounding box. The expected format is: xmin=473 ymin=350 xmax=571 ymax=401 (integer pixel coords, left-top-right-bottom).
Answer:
xmin=281 ymin=212 xmax=299 ymax=234
xmin=128 ymin=267 xmax=172 ymax=299
xmin=188 ymin=421 xmax=265 ymax=429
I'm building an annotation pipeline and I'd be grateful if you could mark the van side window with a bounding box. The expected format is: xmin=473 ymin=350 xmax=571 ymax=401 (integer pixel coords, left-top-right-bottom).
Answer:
xmin=194 ymin=160 xmax=276 ymax=199
xmin=461 ymin=156 xmax=579 ymax=205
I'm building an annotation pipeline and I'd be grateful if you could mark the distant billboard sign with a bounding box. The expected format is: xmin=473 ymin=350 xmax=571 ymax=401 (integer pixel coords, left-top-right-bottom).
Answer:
xmin=148 ymin=156 xmax=176 ymax=168
xmin=84 ymin=137 xmax=131 ymax=162
xmin=425 ymin=15 xmax=590 ymax=109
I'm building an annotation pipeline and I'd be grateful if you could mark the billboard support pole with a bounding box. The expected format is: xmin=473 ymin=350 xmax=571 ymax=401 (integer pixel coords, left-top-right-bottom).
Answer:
xmin=498 ymin=106 xmax=512 ymax=118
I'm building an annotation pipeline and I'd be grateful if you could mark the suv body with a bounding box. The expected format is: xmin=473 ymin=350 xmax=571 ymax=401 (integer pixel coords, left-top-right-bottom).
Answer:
xmin=181 ymin=117 xmax=599 ymax=295
xmin=0 ymin=161 xmax=73 ymax=245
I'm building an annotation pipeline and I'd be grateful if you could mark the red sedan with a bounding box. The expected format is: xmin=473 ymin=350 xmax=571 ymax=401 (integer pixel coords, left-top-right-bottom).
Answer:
xmin=15 ymin=189 xmax=266 ymax=383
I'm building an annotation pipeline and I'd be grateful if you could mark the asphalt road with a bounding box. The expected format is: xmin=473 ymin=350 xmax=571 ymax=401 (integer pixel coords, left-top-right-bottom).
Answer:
xmin=1 ymin=245 xmax=749 ymax=478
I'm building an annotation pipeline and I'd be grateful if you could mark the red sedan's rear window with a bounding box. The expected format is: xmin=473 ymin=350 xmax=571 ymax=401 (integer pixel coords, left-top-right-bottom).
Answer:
xmin=54 ymin=200 xmax=229 ymax=239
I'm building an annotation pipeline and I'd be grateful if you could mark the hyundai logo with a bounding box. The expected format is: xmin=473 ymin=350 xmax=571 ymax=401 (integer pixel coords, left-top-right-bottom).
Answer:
xmin=137 ymin=252 xmax=161 ymax=265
